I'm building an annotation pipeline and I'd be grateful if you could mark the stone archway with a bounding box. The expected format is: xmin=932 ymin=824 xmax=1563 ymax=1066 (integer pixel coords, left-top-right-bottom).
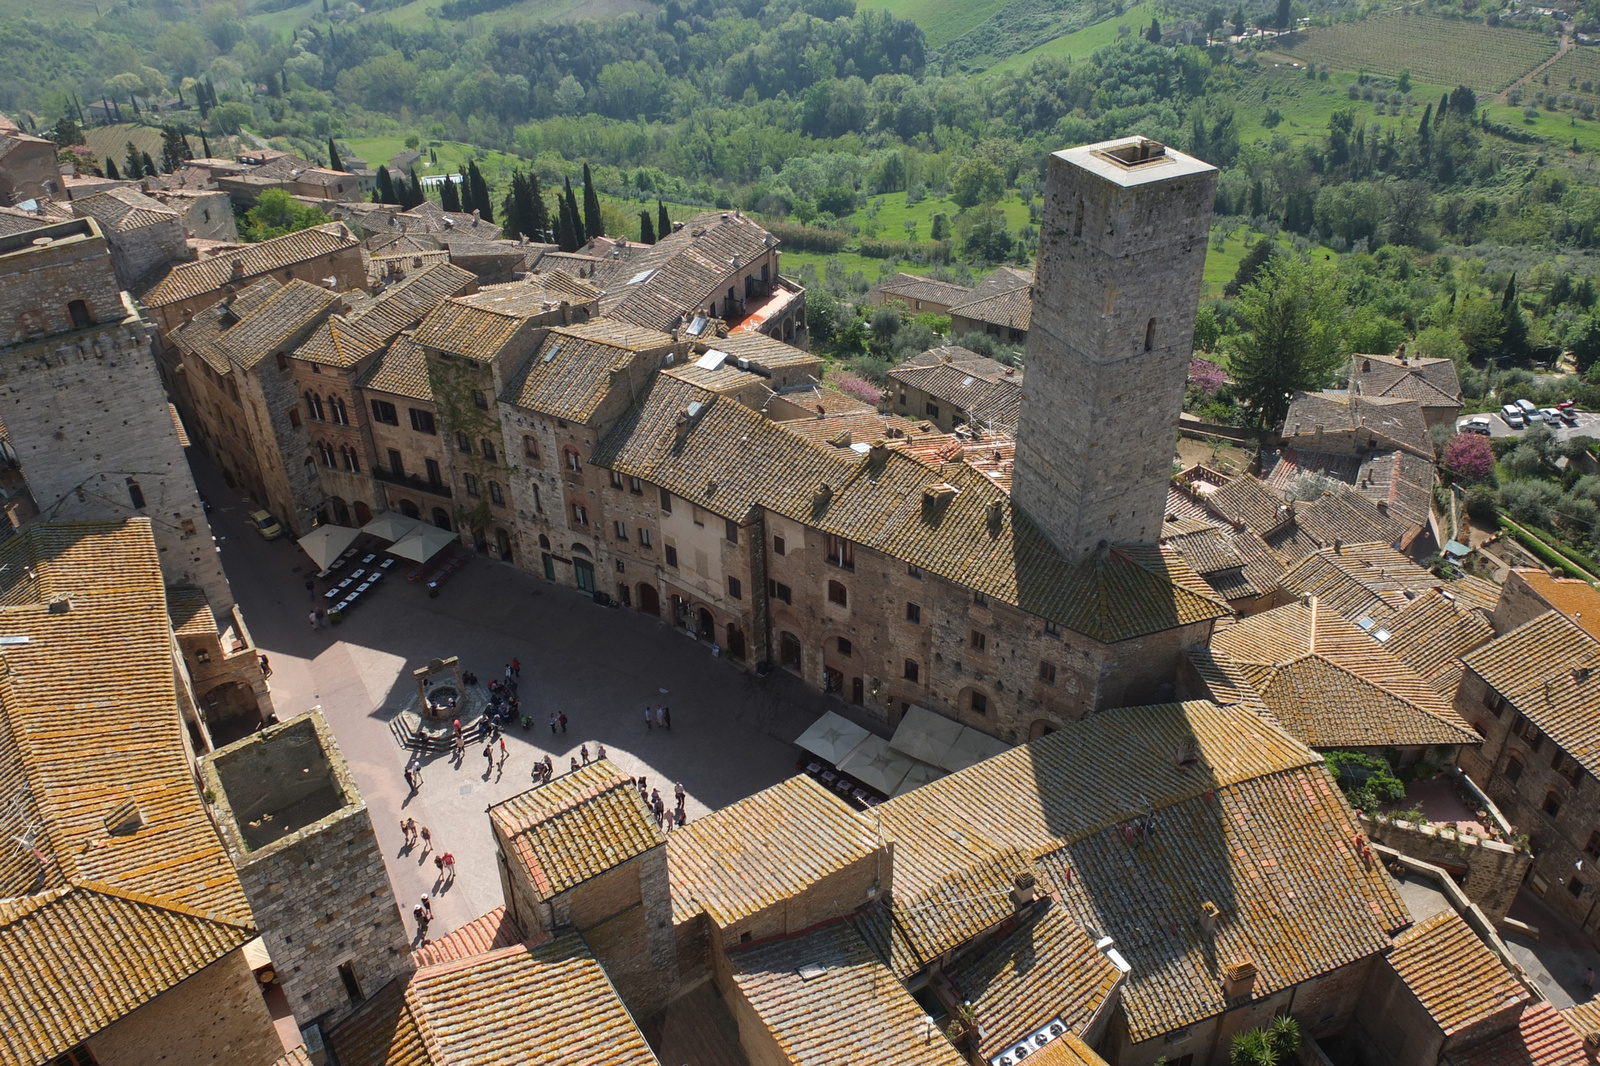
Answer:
xmin=432 ymin=507 xmax=452 ymax=531
xmin=696 ymin=606 xmax=715 ymax=641
xmin=329 ymin=496 xmax=351 ymax=526
xmin=399 ymin=499 xmax=421 ymax=519
xmin=353 ymin=501 xmax=373 ymax=525
xmin=638 ymin=583 xmax=660 ymax=616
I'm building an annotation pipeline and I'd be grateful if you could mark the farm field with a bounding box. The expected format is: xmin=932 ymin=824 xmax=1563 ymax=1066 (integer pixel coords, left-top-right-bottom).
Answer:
xmin=983 ymin=1 xmax=1158 ymax=75
xmin=1280 ymin=11 xmax=1556 ymax=91
xmin=1234 ymin=64 xmax=1451 ymax=145
xmin=1484 ymin=100 xmax=1600 ymax=152
xmin=782 ymin=249 xmax=935 ymax=285
xmin=368 ymin=0 xmax=649 ymax=32
xmin=868 ymin=0 xmax=1011 ymax=48
xmin=0 ymin=0 xmax=100 ymax=22
xmin=840 ymin=189 xmax=1031 ymax=239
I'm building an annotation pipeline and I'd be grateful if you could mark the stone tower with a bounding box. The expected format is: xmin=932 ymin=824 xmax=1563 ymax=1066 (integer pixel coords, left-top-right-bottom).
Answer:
xmin=1012 ymin=137 xmax=1217 ymax=560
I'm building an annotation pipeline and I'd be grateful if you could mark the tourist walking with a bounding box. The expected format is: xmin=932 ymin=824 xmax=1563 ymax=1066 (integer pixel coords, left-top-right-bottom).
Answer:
xmin=655 ymin=705 xmax=667 ymax=730
xmin=570 ymin=756 xmax=580 ymax=774
xmin=419 ymin=825 xmax=432 ymax=853
xmin=558 ymin=711 xmax=568 ymax=733
xmin=402 ymin=818 xmax=418 ymax=845
xmin=580 ymin=744 xmax=590 ymax=765
xmin=652 ymin=791 xmax=665 ymax=826
xmin=405 ymin=758 xmax=423 ymax=792
xmin=512 ymin=657 xmax=521 ymax=676
xmin=675 ymin=807 xmax=686 ymax=828
xmin=1587 ymin=968 xmax=1596 ymax=994
xmin=644 ymin=705 xmax=653 ymax=730
xmin=549 ymin=712 xmax=558 ymax=735
xmin=441 ymin=852 xmax=456 ymax=881
xmin=309 ymin=609 xmax=319 ymax=631
xmin=498 ymin=737 xmax=507 ymax=763
xmin=413 ymin=898 xmax=430 ymax=936
xmin=662 ymin=706 xmax=671 ymax=730
xmin=674 ymin=782 xmax=685 ymax=811
xmin=596 ymin=742 xmax=607 ymax=761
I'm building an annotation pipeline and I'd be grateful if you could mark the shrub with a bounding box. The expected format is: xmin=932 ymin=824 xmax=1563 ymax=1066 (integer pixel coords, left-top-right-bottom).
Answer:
xmin=1441 ymin=433 xmax=1494 ymax=482
xmin=1324 ymin=750 xmax=1404 ymax=812
xmin=1502 ymin=443 xmax=1547 ymax=479
xmin=1188 ymin=357 xmax=1227 ymax=396
xmin=1501 ymin=480 xmax=1562 ymax=526
xmin=1464 ymin=484 xmax=1499 ymax=522
xmin=831 ymin=370 xmax=883 ymax=405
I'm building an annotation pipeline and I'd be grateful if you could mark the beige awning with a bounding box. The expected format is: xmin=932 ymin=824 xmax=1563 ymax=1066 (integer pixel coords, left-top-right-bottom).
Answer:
xmin=360 ymin=512 xmax=424 ymax=542
xmin=889 ymin=704 xmax=964 ymax=768
xmin=943 ymin=727 xmax=1011 ymax=772
xmin=388 ymin=524 xmax=458 ymax=563
xmin=794 ymin=710 xmax=871 ymax=765
xmin=891 ymin=761 xmax=945 ymax=797
xmin=837 ymin=734 xmax=915 ymax=796
xmin=297 ymin=523 xmax=360 ymax=570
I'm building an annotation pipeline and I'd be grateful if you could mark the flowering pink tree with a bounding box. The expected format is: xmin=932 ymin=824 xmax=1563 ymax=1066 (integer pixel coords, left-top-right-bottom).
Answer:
xmin=1442 ymin=432 xmax=1494 ymax=483
xmin=1187 ymin=357 xmax=1226 ymax=396
xmin=831 ymin=370 xmax=882 ymax=406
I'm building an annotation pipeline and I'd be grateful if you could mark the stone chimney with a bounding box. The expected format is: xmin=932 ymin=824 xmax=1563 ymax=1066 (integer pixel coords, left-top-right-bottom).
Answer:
xmin=1199 ymin=899 xmax=1221 ymax=935
xmin=1222 ymin=957 xmax=1259 ymax=999
xmin=230 ymin=259 xmax=245 ymax=277
xmin=1010 ymin=871 xmax=1037 ymax=909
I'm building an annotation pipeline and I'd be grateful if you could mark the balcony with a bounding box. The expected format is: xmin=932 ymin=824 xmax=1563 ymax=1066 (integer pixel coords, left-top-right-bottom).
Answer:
xmin=373 ymin=467 xmax=452 ymax=499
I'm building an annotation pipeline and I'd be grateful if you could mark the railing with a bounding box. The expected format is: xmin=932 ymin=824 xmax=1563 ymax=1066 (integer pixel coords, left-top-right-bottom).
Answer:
xmin=372 ymin=467 xmax=452 ymax=499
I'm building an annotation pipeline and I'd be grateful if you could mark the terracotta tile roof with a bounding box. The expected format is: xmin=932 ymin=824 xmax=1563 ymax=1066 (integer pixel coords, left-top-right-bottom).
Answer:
xmin=488 ymin=760 xmax=664 ymax=901
xmin=0 ymin=882 xmax=257 ymax=1066
xmin=711 ymin=330 xmax=823 ymax=372
xmin=411 ymin=284 xmax=565 ymax=360
xmin=876 ymin=701 xmax=1407 ymax=1043
xmin=605 ymin=211 xmax=778 ymax=331
xmin=1379 ymin=590 xmax=1496 ymax=694
xmin=1509 ymin=569 xmax=1600 ymax=640
xmin=1559 ymin=998 xmax=1600 ymax=1041
xmin=728 ymin=918 xmax=969 ymax=1066
xmin=71 ymin=186 xmax=180 ymax=231
xmin=213 ymin=279 xmax=339 ymax=370
xmin=600 ymin=380 xmax=1225 ymax=642
xmin=1446 ymin=1001 xmax=1586 ymax=1066
xmin=1461 ymin=612 xmax=1600 ymax=776
xmin=506 ymin=319 xmax=677 ymax=423
xmin=890 ymin=351 xmax=1024 ymax=433
xmin=1280 ymin=488 xmax=1411 ymax=557
xmin=1278 ymin=543 xmax=1450 ymax=623
xmin=0 ymin=522 xmax=251 ymax=922
xmin=368 ymin=249 xmax=453 ymax=281
xmin=1204 ymin=473 xmax=1289 ymax=532
xmin=1200 ymin=601 xmax=1479 ymax=748
xmin=888 ymin=849 xmax=1054 ymax=975
xmin=357 ymin=333 xmax=432 ymax=402
xmin=1011 ymin=1035 xmax=1110 ymax=1066
xmin=171 ymin=277 xmax=283 ymax=373
xmin=166 ymin=584 xmax=218 ymax=638
xmin=1160 ymin=521 xmax=1242 ymax=574
xmin=872 ymin=273 xmax=974 ymax=307
xmin=947 ymin=901 xmax=1123 ymax=1059
xmin=1388 ymin=910 xmax=1529 ymax=1036
xmin=330 ymin=934 xmax=656 ymax=1066
xmin=949 ymin=285 xmax=1032 ymax=332
xmin=1351 ymin=353 xmax=1463 ymax=406
xmin=1263 ymin=446 xmax=1435 ymax=531
xmin=408 ymin=906 xmax=525 ymax=968
xmin=140 ymin=222 xmax=358 ymax=306
xmin=294 ymin=315 xmax=387 ymax=369
xmin=1282 ymin=392 xmax=1433 ymax=457
xmin=666 ymin=774 xmax=880 ymax=927
xmin=295 ymin=264 xmax=476 ymax=369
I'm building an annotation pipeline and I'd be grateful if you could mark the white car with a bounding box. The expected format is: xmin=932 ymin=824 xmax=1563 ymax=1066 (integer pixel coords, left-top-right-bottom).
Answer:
xmin=1540 ymin=408 xmax=1563 ymax=428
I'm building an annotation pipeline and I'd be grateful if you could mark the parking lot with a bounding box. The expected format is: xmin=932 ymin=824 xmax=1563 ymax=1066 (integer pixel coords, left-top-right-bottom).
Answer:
xmin=1460 ymin=407 xmax=1600 ymax=442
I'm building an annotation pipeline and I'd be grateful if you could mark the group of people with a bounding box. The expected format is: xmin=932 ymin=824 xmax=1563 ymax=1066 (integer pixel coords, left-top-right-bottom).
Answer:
xmin=640 ymin=778 xmax=687 ymax=829
xmin=644 ymin=705 xmax=671 ymax=730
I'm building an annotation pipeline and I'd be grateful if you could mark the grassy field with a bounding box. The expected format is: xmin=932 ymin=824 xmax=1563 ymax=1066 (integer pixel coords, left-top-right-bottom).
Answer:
xmin=250 ymin=0 xmax=323 ymax=36
xmin=864 ymin=0 xmax=1010 ymax=48
xmin=983 ymin=2 xmax=1158 ymax=75
xmin=342 ymin=137 xmax=529 ymax=180
xmin=368 ymin=0 xmax=648 ymax=32
xmin=0 ymin=0 xmax=101 ymax=22
xmin=781 ymin=248 xmax=936 ymax=285
xmin=1279 ymin=12 xmax=1556 ymax=92
xmin=841 ymin=189 xmax=1030 ymax=239
xmin=1482 ymin=100 xmax=1600 ymax=152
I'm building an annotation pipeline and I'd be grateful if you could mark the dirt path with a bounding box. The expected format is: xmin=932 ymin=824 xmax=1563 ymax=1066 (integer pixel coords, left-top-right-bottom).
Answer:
xmin=1500 ymin=31 xmax=1572 ymax=103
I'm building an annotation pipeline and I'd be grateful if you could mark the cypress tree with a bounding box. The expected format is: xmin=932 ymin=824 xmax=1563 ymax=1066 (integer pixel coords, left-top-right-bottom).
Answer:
xmin=130 ymin=92 xmax=140 ymax=116
xmin=527 ymin=174 xmax=550 ymax=241
xmin=582 ymin=162 xmax=603 ymax=238
xmin=658 ymin=199 xmax=670 ymax=239
xmin=440 ymin=173 xmax=462 ymax=213
xmin=640 ymin=211 xmax=655 ymax=244
xmin=124 ymin=141 xmax=142 ymax=180
xmin=177 ymin=84 xmax=185 ymax=108
xmin=328 ymin=138 xmax=343 ymax=171
xmin=564 ymin=176 xmax=583 ymax=245
xmin=141 ymin=151 xmax=157 ymax=177
xmin=467 ymin=161 xmax=493 ymax=222
xmin=403 ymin=169 xmax=425 ymax=210
xmin=375 ymin=166 xmax=397 ymax=205
xmin=104 ymin=156 xmax=120 ymax=180
xmin=1502 ymin=273 xmax=1517 ymax=312
xmin=556 ymin=193 xmax=577 ymax=252
xmin=200 ymin=131 xmax=212 ymax=158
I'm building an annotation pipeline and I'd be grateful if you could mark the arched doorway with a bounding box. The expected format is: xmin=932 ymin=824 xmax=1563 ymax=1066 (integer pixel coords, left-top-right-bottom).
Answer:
xmin=539 ymin=534 xmax=550 ymax=549
xmin=696 ymin=607 xmax=714 ymax=641
xmin=726 ymin=623 xmax=745 ymax=660
xmin=329 ymin=496 xmax=350 ymax=525
xmin=353 ymin=501 xmax=373 ymax=525
xmin=495 ymin=528 xmax=513 ymax=562
xmin=432 ymin=507 xmax=452 ymax=530
xmin=638 ymin=583 xmax=660 ymax=616
xmin=399 ymin=499 xmax=420 ymax=519
xmin=472 ymin=527 xmax=488 ymax=553
xmin=574 ymin=557 xmax=596 ymax=593
xmin=779 ymin=631 xmax=802 ymax=673
xmin=1029 ymin=720 xmax=1057 ymax=740
xmin=542 ymin=553 xmax=555 ymax=580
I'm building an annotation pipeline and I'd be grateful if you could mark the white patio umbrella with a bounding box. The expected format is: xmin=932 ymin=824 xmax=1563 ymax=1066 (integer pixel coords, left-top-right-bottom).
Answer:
xmin=943 ymin=728 xmax=1012 ymax=772
xmin=360 ymin=512 xmax=425 ymax=543
xmin=793 ymin=710 xmax=871 ymax=766
xmin=297 ymin=524 xmax=361 ymax=570
xmin=889 ymin=705 xmax=964 ymax=768
xmin=891 ymin=761 xmax=945 ymax=797
xmin=837 ymin=734 xmax=914 ymax=796
xmin=388 ymin=524 xmax=458 ymax=563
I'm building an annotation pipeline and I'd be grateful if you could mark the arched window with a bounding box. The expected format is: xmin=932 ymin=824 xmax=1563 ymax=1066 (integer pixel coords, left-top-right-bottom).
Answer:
xmin=317 ymin=441 xmax=335 ymax=467
xmin=564 ymin=448 xmax=582 ymax=472
xmin=329 ymin=395 xmax=348 ymax=425
xmin=538 ymin=534 xmax=551 ymax=549
xmin=489 ymin=480 xmax=504 ymax=506
xmin=1144 ymin=318 xmax=1155 ymax=352
xmin=1505 ymin=754 xmax=1525 ymax=785
xmin=305 ymin=391 xmax=325 ymax=421
xmin=340 ymin=445 xmax=360 ymax=473
xmin=1545 ymin=791 xmax=1564 ymax=818
xmin=481 ymin=438 xmax=497 ymax=463
xmin=827 ymin=580 xmax=847 ymax=606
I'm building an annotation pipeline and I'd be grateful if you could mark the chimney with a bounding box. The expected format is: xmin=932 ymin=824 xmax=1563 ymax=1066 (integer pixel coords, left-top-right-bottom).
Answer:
xmin=1222 ymin=958 xmax=1259 ymax=999
xmin=472 ymin=208 xmax=480 ymax=222
xmin=815 ymin=482 xmax=833 ymax=506
xmin=1010 ymin=871 xmax=1037 ymax=909
xmin=673 ymin=410 xmax=690 ymax=445
xmin=231 ymin=258 xmax=245 ymax=277
xmin=1397 ymin=342 xmax=1407 ymax=364
xmin=47 ymin=596 xmax=72 ymax=615
xmin=1199 ymin=900 xmax=1221 ymax=935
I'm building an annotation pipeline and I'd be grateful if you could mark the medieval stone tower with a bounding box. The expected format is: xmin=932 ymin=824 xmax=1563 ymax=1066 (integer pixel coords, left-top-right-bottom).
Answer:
xmin=1012 ymin=137 xmax=1217 ymax=560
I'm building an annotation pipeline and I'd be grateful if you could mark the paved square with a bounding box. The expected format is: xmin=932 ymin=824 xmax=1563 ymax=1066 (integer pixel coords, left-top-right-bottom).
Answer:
xmin=194 ymin=456 xmax=844 ymax=942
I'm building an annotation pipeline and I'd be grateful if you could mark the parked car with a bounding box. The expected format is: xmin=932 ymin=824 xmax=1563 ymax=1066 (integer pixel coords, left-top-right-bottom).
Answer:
xmin=1559 ymin=401 xmax=1580 ymax=424
xmin=250 ymin=510 xmax=284 ymax=540
xmin=1541 ymin=407 xmax=1564 ymax=427
xmin=1516 ymin=398 xmax=1540 ymax=421
xmin=1501 ymin=404 xmax=1526 ymax=429
xmin=1460 ymin=416 xmax=1493 ymax=436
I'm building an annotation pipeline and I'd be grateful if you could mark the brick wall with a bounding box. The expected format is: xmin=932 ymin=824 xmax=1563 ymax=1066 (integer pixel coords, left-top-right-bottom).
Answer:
xmin=707 ymin=847 xmax=889 ymax=950
xmin=1490 ymin=570 xmax=1567 ymax=635
xmin=87 ymin=949 xmax=285 ymax=1066
xmin=571 ymin=847 xmax=679 ymax=1017
xmin=364 ymin=390 xmax=452 ymax=524
xmin=0 ymin=220 xmax=124 ymax=343
xmin=1352 ymin=957 xmax=1447 ymax=1066
xmin=293 ymin=359 xmax=382 ymax=523
xmin=1359 ymin=814 xmax=1530 ymax=923
xmin=99 ymin=216 xmax=188 ymax=291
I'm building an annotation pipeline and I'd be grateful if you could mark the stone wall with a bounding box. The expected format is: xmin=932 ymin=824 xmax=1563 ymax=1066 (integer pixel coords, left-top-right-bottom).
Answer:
xmin=1352 ymin=954 xmax=1447 ymax=1066
xmin=1490 ymin=569 xmax=1571 ymax=635
xmin=1012 ymin=141 xmax=1216 ymax=561
xmin=0 ymin=135 xmax=63 ymax=205
xmin=101 ymin=216 xmax=188 ymax=291
xmin=572 ymin=847 xmax=678 ymax=1018
xmin=365 ymin=389 xmax=451 ymax=524
xmin=88 ymin=949 xmax=285 ymax=1066
xmin=292 ymin=359 xmax=381 ymax=525
xmin=0 ymin=219 xmax=124 ymax=343
xmin=706 ymin=847 xmax=889 ymax=950
xmin=153 ymin=189 xmax=238 ymax=242
xmin=1358 ymin=814 xmax=1530 ymax=923
xmin=201 ymin=712 xmax=410 ymax=1028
